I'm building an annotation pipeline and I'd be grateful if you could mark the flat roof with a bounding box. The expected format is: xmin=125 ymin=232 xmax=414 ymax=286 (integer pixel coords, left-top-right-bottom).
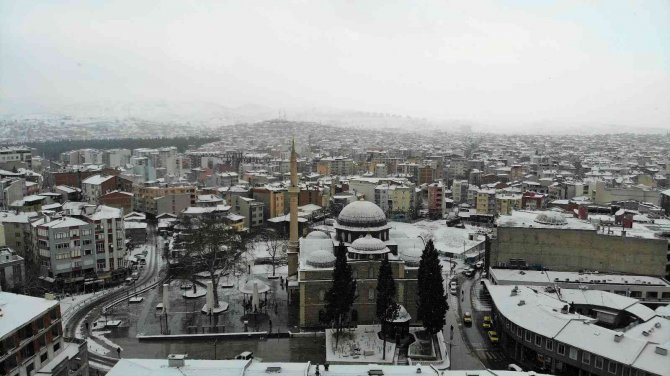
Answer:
xmin=490 ymin=269 xmax=670 ymax=287
xmin=0 ymin=292 xmax=58 ymax=340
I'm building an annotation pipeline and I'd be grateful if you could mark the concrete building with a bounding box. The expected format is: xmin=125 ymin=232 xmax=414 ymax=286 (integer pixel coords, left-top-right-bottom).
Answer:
xmin=496 ymin=193 xmax=522 ymax=215
xmin=489 ymin=268 xmax=670 ymax=305
xmin=230 ymin=195 xmax=264 ymax=229
xmin=1 ymin=178 xmax=26 ymax=210
xmin=661 ymin=189 xmax=670 ymax=216
xmin=485 ymin=282 xmax=669 ymax=376
xmin=0 ymin=146 xmax=33 ymax=170
xmin=98 ymin=191 xmax=133 ymax=214
xmin=132 ymin=185 xmax=196 ymax=217
xmin=492 ymin=210 xmax=668 ymax=277
xmin=316 ymin=157 xmax=354 ymax=176
xmin=0 ymin=292 xmax=88 ymax=376
xmin=451 ymin=179 xmax=469 ymax=204
xmin=476 ymin=189 xmax=497 ymax=215
xmin=102 ymin=148 xmax=131 ymax=168
xmin=252 ymin=186 xmax=285 ymax=220
xmin=0 ymin=246 xmax=24 ymax=291
xmin=427 ymin=182 xmax=445 ymax=218
xmin=592 ymin=181 xmax=661 ymax=205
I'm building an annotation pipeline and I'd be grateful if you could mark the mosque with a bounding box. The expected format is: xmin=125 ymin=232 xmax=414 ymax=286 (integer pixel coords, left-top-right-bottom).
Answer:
xmin=284 ymin=141 xmax=425 ymax=327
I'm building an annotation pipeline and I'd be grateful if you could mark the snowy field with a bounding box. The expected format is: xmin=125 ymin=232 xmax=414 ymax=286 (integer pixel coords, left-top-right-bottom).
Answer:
xmin=326 ymin=325 xmax=395 ymax=364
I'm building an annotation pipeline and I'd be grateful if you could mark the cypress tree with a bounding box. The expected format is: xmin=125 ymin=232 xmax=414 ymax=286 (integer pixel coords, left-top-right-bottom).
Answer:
xmin=417 ymin=239 xmax=448 ymax=334
xmin=376 ymin=256 xmax=398 ymax=360
xmin=324 ymin=241 xmax=357 ymax=343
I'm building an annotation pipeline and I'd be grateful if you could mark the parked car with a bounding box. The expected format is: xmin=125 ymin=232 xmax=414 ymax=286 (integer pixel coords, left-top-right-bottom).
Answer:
xmin=463 ymin=312 xmax=472 ymax=325
xmin=235 ymin=351 xmax=254 ymax=360
xmin=487 ymin=330 xmax=499 ymax=344
xmin=463 ymin=268 xmax=475 ymax=277
xmin=482 ymin=315 xmax=492 ymax=329
xmin=475 ymin=260 xmax=484 ymax=269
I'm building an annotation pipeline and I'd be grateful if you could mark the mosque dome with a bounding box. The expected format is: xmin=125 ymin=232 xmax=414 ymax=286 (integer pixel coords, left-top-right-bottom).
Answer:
xmin=337 ymin=200 xmax=387 ymax=228
xmin=399 ymin=247 xmax=422 ymax=267
xmin=349 ymin=234 xmax=389 ymax=255
xmin=306 ymin=250 xmax=336 ymax=268
xmin=306 ymin=231 xmax=330 ymax=239
xmin=534 ymin=211 xmax=568 ymax=226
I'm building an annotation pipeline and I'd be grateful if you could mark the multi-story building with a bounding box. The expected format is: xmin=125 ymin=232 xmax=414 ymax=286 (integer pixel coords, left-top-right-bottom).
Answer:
xmin=316 ymin=157 xmax=354 ymax=176
xmin=102 ymin=148 xmax=131 ymax=168
xmin=1 ymin=178 xmax=26 ymax=210
xmin=0 ymin=292 xmax=88 ymax=376
xmin=427 ymin=182 xmax=445 ymax=218
xmin=451 ymin=180 xmax=469 ymax=204
xmin=98 ymin=191 xmax=133 ymax=214
xmin=34 ymin=204 xmax=126 ymax=286
xmin=0 ymin=146 xmax=32 ymax=170
xmin=132 ymin=185 xmax=196 ymax=217
xmin=252 ymin=186 xmax=285 ymax=220
xmin=495 ymin=193 xmax=522 ymax=215
xmin=0 ymin=211 xmax=39 ymax=257
xmin=0 ymin=246 xmax=24 ymax=291
xmin=230 ymin=195 xmax=264 ymax=229
xmin=476 ymin=189 xmax=496 ymax=215
xmin=485 ymin=282 xmax=669 ymax=376
xmin=662 ymin=188 xmax=670 ymax=216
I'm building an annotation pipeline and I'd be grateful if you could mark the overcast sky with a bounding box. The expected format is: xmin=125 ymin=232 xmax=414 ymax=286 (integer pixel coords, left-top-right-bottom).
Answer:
xmin=1 ymin=0 xmax=669 ymax=128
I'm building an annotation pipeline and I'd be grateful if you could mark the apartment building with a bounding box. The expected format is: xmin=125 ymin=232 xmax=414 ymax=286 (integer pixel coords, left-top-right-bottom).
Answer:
xmin=451 ymin=179 xmax=469 ymax=204
xmin=34 ymin=205 xmax=126 ymax=286
xmin=476 ymin=189 xmax=496 ymax=215
xmin=316 ymin=157 xmax=354 ymax=176
xmin=427 ymin=182 xmax=445 ymax=218
xmin=252 ymin=186 xmax=285 ymax=219
xmin=132 ymin=185 xmax=196 ymax=216
xmin=0 ymin=246 xmax=24 ymax=291
xmin=495 ymin=193 xmax=522 ymax=215
xmin=230 ymin=195 xmax=264 ymax=229
xmin=0 ymin=292 xmax=88 ymax=376
xmin=0 ymin=146 xmax=33 ymax=170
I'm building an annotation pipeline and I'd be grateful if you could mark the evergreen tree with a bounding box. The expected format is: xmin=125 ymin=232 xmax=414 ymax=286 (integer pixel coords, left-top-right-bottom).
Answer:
xmin=324 ymin=241 xmax=357 ymax=345
xmin=376 ymin=256 xmax=398 ymax=360
xmin=417 ymin=239 xmax=448 ymax=334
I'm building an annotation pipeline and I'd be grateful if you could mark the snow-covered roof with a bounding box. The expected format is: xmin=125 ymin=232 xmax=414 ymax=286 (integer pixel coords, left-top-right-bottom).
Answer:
xmin=348 ymin=234 xmax=389 ymax=255
xmin=33 ymin=216 xmax=88 ymax=228
xmin=88 ymin=205 xmax=123 ymax=220
xmin=497 ymin=210 xmax=596 ymax=230
xmin=82 ymin=174 xmax=115 ymax=185
xmin=124 ymin=222 xmax=148 ymax=229
xmin=337 ymin=200 xmax=387 ymax=228
xmin=0 ymin=292 xmax=58 ymax=340
xmin=306 ymin=249 xmax=336 ymax=268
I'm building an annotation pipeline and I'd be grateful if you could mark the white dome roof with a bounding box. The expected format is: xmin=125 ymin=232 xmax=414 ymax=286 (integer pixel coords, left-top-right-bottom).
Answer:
xmin=399 ymin=247 xmax=422 ymax=266
xmin=535 ymin=211 xmax=568 ymax=225
xmin=350 ymin=234 xmax=387 ymax=253
xmin=337 ymin=200 xmax=387 ymax=228
xmin=306 ymin=250 xmax=336 ymax=268
xmin=306 ymin=231 xmax=330 ymax=239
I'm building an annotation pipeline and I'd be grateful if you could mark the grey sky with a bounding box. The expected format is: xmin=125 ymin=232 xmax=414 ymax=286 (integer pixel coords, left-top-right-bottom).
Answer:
xmin=1 ymin=0 xmax=669 ymax=128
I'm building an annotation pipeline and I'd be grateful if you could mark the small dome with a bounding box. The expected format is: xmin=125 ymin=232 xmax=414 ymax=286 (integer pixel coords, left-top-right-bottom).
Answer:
xmin=350 ymin=234 xmax=387 ymax=253
xmin=399 ymin=247 xmax=422 ymax=266
xmin=306 ymin=250 xmax=336 ymax=268
xmin=535 ymin=211 xmax=567 ymax=226
xmin=306 ymin=231 xmax=330 ymax=239
xmin=337 ymin=200 xmax=387 ymax=228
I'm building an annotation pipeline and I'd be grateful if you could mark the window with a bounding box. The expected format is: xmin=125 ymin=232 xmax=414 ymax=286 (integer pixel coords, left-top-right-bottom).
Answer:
xmin=557 ymin=343 xmax=565 ymax=355
xmin=368 ymin=267 xmax=375 ymax=279
xmin=546 ymin=339 xmax=553 ymax=351
xmin=582 ymin=351 xmax=591 ymax=365
xmin=525 ymin=330 xmax=531 ymax=342
xmin=535 ymin=334 xmax=542 ymax=347
xmin=608 ymin=361 xmax=617 ymax=374
xmin=516 ymin=325 xmax=522 ymax=337
xmin=55 ymin=232 xmax=68 ymax=239
xmin=83 ymin=240 xmax=92 ymax=246
xmin=53 ymin=342 xmax=60 ymax=352
xmin=319 ymin=290 xmax=325 ymax=302
xmin=595 ymin=356 xmax=603 ymax=369
xmin=82 ymin=229 xmax=91 ymax=236
xmin=569 ymin=347 xmax=578 ymax=360
xmin=368 ymin=288 xmax=375 ymax=301
xmin=40 ymin=352 xmax=48 ymax=363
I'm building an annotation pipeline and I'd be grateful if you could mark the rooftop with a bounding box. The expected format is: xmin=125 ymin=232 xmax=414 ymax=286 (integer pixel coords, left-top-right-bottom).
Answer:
xmin=0 ymin=292 xmax=58 ymax=340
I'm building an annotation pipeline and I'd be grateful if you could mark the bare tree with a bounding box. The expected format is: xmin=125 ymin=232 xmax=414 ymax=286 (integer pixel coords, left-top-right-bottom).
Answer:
xmin=178 ymin=217 xmax=249 ymax=307
xmin=260 ymin=229 xmax=287 ymax=277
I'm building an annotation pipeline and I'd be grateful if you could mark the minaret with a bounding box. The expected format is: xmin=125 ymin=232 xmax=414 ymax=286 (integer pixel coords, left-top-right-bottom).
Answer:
xmin=287 ymin=138 xmax=300 ymax=276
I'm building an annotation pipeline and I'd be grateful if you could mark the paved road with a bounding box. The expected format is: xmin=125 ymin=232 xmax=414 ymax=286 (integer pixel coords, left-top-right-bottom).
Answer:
xmin=457 ymin=269 xmax=514 ymax=370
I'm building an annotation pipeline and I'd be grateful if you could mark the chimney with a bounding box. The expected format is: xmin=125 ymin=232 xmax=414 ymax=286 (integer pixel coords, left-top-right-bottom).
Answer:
xmin=167 ymin=354 xmax=186 ymax=368
xmin=614 ymin=332 xmax=623 ymax=342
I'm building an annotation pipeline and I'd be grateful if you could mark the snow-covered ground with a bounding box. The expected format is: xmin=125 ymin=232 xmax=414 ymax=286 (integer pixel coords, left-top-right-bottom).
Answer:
xmin=326 ymin=325 xmax=395 ymax=364
xmin=91 ymin=330 xmax=124 ymax=351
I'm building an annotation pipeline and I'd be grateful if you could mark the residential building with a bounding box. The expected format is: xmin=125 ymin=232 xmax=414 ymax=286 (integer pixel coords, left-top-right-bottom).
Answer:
xmin=0 ymin=146 xmax=32 ymax=170
xmin=0 ymin=292 xmax=88 ymax=376
xmin=98 ymin=191 xmax=133 ymax=214
xmin=451 ymin=180 xmax=469 ymax=204
xmin=0 ymin=246 xmax=24 ymax=290
xmin=496 ymin=193 xmax=522 ymax=215
xmin=252 ymin=186 xmax=285 ymax=220
xmin=132 ymin=185 xmax=196 ymax=217
xmin=230 ymin=195 xmax=264 ymax=229
xmin=661 ymin=188 xmax=670 ymax=216
xmin=476 ymin=189 xmax=496 ymax=215
xmin=102 ymin=148 xmax=131 ymax=168
xmin=522 ymin=191 xmax=548 ymax=210
xmin=316 ymin=157 xmax=354 ymax=176
xmin=427 ymin=182 xmax=445 ymax=218
xmin=1 ymin=178 xmax=26 ymax=210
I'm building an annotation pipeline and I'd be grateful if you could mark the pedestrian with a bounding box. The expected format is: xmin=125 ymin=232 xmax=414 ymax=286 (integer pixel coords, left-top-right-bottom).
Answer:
xmin=116 ymin=347 xmax=121 ymax=358
xmin=269 ymin=319 xmax=273 ymax=332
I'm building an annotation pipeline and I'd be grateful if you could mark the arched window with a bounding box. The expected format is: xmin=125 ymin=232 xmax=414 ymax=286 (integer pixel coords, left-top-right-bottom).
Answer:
xmin=368 ymin=288 xmax=375 ymax=301
xmin=319 ymin=290 xmax=325 ymax=302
